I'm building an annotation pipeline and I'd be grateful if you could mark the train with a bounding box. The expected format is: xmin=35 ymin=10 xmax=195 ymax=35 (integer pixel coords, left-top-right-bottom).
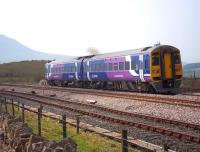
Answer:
xmin=45 ymin=44 xmax=183 ymax=93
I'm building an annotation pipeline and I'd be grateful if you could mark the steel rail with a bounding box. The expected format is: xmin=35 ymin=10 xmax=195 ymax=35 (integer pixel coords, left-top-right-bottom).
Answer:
xmin=0 ymin=84 xmax=200 ymax=108
xmin=1 ymin=90 xmax=200 ymax=143
xmin=1 ymin=90 xmax=200 ymax=131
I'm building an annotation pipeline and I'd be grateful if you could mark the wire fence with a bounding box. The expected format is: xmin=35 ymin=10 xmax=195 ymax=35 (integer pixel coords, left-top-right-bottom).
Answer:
xmin=0 ymin=97 xmax=142 ymax=152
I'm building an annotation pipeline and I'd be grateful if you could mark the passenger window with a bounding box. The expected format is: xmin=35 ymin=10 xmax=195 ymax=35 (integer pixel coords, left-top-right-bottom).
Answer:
xmin=152 ymin=56 xmax=159 ymax=66
xmin=103 ymin=63 xmax=107 ymax=71
xmin=96 ymin=64 xmax=99 ymax=71
xmin=145 ymin=60 xmax=149 ymax=69
xmin=174 ymin=53 xmax=181 ymax=64
xmin=119 ymin=62 xmax=124 ymax=70
xmin=125 ymin=61 xmax=130 ymax=70
xmin=131 ymin=61 xmax=138 ymax=71
xmin=114 ymin=63 xmax=118 ymax=70
xmin=109 ymin=63 xmax=113 ymax=71
xmin=99 ymin=64 xmax=103 ymax=71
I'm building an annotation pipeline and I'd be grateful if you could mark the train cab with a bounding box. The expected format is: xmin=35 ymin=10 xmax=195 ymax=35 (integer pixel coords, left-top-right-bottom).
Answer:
xmin=150 ymin=45 xmax=182 ymax=93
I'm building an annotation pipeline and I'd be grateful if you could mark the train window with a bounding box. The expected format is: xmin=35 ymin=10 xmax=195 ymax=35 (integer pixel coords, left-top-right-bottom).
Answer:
xmin=103 ymin=63 xmax=107 ymax=71
xmin=85 ymin=65 xmax=89 ymax=72
xmin=152 ymin=56 xmax=159 ymax=66
xmin=83 ymin=64 xmax=87 ymax=72
xmin=131 ymin=61 xmax=138 ymax=71
xmin=98 ymin=64 xmax=102 ymax=71
xmin=89 ymin=64 xmax=92 ymax=72
xmin=114 ymin=63 xmax=118 ymax=70
xmin=119 ymin=62 xmax=124 ymax=70
xmin=91 ymin=64 xmax=95 ymax=71
xmin=96 ymin=64 xmax=99 ymax=71
xmin=99 ymin=64 xmax=102 ymax=71
xmin=145 ymin=60 xmax=149 ymax=69
xmin=94 ymin=64 xmax=97 ymax=71
xmin=109 ymin=63 xmax=113 ymax=71
xmin=174 ymin=53 xmax=181 ymax=64
xmin=71 ymin=66 xmax=74 ymax=72
xmin=77 ymin=64 xmax=81 ymax=72
xmin=125 ymin=61 xmax=130 ymax=70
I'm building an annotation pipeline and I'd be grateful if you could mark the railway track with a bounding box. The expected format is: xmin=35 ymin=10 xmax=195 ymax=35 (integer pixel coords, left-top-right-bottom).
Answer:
xmin=0 ymin=83 xmax=200 ymax=108
xmin=1 ymin=90 xmax=200 ymax=145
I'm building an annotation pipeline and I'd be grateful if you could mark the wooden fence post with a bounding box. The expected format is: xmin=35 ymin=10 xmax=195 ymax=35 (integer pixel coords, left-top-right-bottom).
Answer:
xmin=22 ymin=104 xmax=25 ymax=122
xmin=38 ymin=104 xmax=43 ymax=136
xmin=11 ymin=99 xmax=15 ymax=117
xmin=0 ymin=100 xmax=2 ymax=111
xmin=76 ymin=116 xmax=80 ymax=134
xmin=4 ymin=98 xmax=7 ymax=113
xmin=121 ymin=129 xmax=128 ymax=152
xmin=62 ymin=114 xmax=67 ymax=138
xmin=17 ymin=100 xmax=20 ymax=111
xmin=163 ymin=143 xmax=169 ymax=152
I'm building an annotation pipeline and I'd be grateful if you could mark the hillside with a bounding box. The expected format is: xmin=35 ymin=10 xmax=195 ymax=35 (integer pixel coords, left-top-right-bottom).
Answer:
xmin=183 ymin=63 xmax=200 ymax=78
xmin=0 ymin=35 xmax=72 ymax=63
xmin=0 ymin=60 xmax=48 ymax=83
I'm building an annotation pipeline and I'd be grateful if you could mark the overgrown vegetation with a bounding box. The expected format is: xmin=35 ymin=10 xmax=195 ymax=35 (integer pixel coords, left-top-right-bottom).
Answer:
xmin=5 ymin=105 xmax=138 ymax=152
xmin=0 ymin=60 xmax=48 ymax=83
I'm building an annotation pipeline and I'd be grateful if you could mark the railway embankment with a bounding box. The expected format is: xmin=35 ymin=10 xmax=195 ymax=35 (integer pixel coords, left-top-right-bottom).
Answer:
xmin=0 ymin=112 xmax=77 ymax=152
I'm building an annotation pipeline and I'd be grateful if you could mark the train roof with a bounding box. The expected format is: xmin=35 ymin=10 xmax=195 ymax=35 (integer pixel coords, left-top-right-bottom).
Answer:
xmin=46 ymin=44 xmax=175 ymax=65
xmin=46 ymin=57 xmax=79 ymax=65
xmin=85 ymin=46 xmax=152 ymax=61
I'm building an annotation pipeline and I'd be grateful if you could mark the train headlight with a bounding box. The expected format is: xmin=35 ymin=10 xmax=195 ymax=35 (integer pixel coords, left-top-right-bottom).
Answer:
xmin=152 ymin=70 xmax=160 ymax=74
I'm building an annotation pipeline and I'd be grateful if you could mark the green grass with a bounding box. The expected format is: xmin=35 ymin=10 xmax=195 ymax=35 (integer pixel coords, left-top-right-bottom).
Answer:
xmin=3 ymin=104 xmax=138 ymax=152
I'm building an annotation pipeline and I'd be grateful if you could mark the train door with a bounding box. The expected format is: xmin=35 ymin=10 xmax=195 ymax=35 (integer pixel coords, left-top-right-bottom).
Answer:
xmin=163 ymin=52 xmax=172 ymax=79
xmin=75 ymin=62 xmax=79 ymax=80
xmin=139 ymin=55 xmax=145 ymax=82
xmin=143 ymin=54 xmax=150 ymax=75
xmin=161 ymin=49 xmax=175 ymax=88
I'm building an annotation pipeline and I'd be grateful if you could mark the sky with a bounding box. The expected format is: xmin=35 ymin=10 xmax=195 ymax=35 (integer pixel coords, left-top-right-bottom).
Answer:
xmin=0 ymin=0 xmax=199 ymax=62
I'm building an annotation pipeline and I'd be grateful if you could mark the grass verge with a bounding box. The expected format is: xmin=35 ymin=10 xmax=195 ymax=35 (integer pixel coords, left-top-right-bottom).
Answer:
xmin=3 ymin=104 xmax=138 ymax=152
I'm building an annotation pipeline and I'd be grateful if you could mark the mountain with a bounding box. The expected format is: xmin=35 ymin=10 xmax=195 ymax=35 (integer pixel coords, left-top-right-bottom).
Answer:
xmin=184 ymin=63 xmax=200 ymax=78
xmin=0 ymin=35 xmax=72 ymax=63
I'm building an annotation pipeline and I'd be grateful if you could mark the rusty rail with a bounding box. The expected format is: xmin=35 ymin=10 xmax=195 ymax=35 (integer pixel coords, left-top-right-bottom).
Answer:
xmin=0 ymin=84 xmax=200 ymax=108
xmin=1 ymin=90 xmax=200 ymax=144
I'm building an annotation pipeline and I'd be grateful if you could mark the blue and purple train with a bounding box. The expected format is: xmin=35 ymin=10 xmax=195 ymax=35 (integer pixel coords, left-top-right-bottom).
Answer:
xmin=45 ymin=44 xmax=183 ymax=93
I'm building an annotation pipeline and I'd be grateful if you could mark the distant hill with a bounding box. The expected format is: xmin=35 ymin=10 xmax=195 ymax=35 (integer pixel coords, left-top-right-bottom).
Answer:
xmin=184 ymin=63 xmax=200 ymax=78
xmin=0 ymin=35 xmax=72 ymax=63
xmin=0 ymin=60 xmax=47 ymax=83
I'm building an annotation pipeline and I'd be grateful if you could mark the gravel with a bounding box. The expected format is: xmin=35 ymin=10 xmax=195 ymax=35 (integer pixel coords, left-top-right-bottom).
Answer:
xmin=1 ymin=85 xmax=200 ymax=151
